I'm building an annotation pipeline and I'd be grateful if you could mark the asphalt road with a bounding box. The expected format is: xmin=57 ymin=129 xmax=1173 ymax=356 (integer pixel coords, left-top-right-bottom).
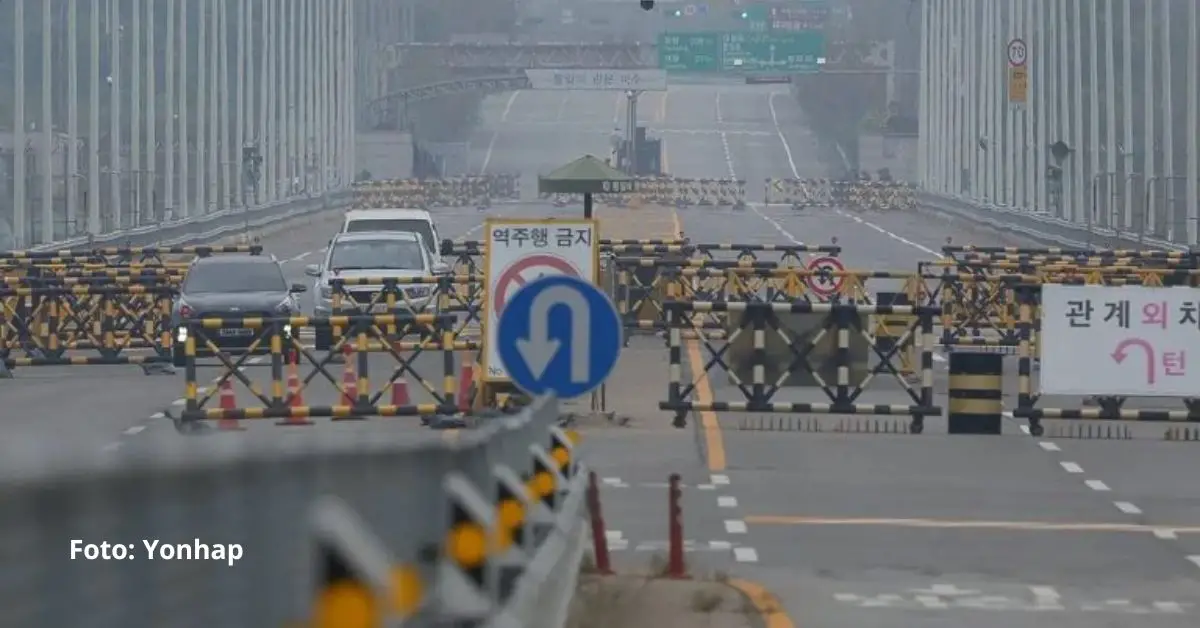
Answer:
xmin=8 ymin=81 xmax=1199 ymax=624
xmin=466 ymin=83 xmax=1200 ymax=625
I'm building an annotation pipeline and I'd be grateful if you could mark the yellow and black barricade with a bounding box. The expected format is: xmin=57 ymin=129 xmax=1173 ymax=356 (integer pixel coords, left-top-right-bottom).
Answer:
xmin=1 ymin=284 xmax=176 ymax=370
xmin=179 ymin=313 xmax=460 ymax=423
xmin=661 ymin=300 xmax=940 ymax=433
xmin=947 ymin=352 xmax=1004 ymax=435
xmin=353 ymin=174 xmax=521 ymax=208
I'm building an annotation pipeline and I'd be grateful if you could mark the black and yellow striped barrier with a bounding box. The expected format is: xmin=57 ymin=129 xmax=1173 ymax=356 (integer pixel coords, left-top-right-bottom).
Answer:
xmin=661 ymin=300 xmax=941 ymax=433
xmin=352 ymin=173 xmax=520 ymax=209
xmin=1 ymin=284 xmax=176 ymax=369
xmin=764 ymin=178 xmax=916 ymax=210
xmin=178 ymin=313 xmax=460 ymax=424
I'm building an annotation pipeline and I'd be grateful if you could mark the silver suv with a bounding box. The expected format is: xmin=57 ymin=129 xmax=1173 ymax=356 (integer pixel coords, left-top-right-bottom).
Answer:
xmin=305 ymin=231 xmax=439 ymax=350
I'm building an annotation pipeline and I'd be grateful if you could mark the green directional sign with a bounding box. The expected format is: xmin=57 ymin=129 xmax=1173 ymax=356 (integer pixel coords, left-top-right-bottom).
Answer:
xmin=657 ymin=32 xmax=721 ymax=72
xmin=720 ymin=31 xmax=826 ymax=72
xmin=658 ymin=31 xmax=826 ymax=73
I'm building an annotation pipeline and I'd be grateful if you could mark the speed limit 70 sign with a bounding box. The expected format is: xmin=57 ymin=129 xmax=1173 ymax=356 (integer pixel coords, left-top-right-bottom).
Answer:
xmin=1007 ymin=38 xmax=1027 ymax=67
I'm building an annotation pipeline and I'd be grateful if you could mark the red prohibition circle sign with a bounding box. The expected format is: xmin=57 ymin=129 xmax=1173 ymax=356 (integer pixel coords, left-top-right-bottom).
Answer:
xmin=493 ymin=254 xmax=581 ymax=313
xmin=805 ymin=255 xmax=846 ymax=296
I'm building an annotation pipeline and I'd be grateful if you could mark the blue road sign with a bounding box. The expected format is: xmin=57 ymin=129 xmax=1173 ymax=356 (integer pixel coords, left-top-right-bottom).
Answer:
xmin=496 ymin=275 xmax=622 ymax=399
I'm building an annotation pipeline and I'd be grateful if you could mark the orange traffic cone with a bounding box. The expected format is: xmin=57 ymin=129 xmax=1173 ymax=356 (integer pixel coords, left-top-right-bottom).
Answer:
xmin=390 ymin=379 xmax=411 ymax=407
xmin=457 ymin=363 xmax=474 ymax=414
xmin=277 ymin=356 xmax=313 ymax=426
xmin=287 ymin=360 xmax=304 ymax=407
xmin=217 ymin=378 xmax=244 ymax=431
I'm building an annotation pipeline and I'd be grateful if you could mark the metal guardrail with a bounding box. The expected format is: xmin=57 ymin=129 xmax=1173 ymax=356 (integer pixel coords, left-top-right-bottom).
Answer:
xmin=0 ymin=395 xmax=587 ymax=627
xmin=917 ymin=192 xmax=1195 ymax=253
xmin=23 ymin=189 xmax=352 ymax=253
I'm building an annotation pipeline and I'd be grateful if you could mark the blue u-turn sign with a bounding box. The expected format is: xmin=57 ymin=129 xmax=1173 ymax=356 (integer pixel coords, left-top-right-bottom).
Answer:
xmin=496 ymin=275 xmax=622 ymax=399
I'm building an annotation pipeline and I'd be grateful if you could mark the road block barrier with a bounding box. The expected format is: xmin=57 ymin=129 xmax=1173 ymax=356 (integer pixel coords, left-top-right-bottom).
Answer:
xmin=178 ymin=313 xmax=462 ymax=423
xmin=1 ymin=284 xmax=176 ymax=370
xmin=322 ymin=275 xmax=484 ymax=350
xmin=661 ymin=300 xmax=941 ymax=432
xmin=1 ymin=395 xmax=589 ymax=626
xmin=612 ymin=261 xmax=926 ymax=335
xmin=764 ymin=178 xmax=916 ymax=210
xmin=634 ymin=177 xmax=747 ymax=208
xmin=0 ymin=243 xmax=262 ymax=266
xmin=352 ymin=174 xmax=521 ymax=208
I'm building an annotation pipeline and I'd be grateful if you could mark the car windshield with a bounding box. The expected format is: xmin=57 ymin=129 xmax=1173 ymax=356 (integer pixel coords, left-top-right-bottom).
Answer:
xmin=344 ymin=219 xmax=436 ymax=254
xmin=328 ymin=240 xmax=426 ymax=272
xmin=184 ymin=261 xmax=287 ymax=293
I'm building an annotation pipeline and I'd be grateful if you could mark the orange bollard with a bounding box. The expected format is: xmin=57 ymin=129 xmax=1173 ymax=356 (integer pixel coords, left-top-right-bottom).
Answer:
xmin=390 ymin=379 xmax=411 ymax=407
xmin=216 ymin=378 xmax=245 ymax=431
xmin=457 ymin=363 xmax=474 ymax=413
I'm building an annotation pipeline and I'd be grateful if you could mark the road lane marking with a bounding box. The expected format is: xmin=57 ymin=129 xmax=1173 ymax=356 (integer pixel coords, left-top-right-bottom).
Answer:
xmin=744 ymin=515 xmax=1200 ymax=535
xmin=1060 ymin=461 xmax=1083 ymax=473
xmin=1155 ymin=529 xmax=1179 ymax=540
xmin=1038 ymin=441 xmax=1061 ymax=451
xmin=1186 ymin=556 xmax=1200 ymax=569
xmin=766 ymin=91 xmax=801 ymax=178
xmin=727 ymin=579 xmax=794 ymax=627
xmin=1113 ymin=501 xmax=1142 ymax=515
xmin=711 ymin=474 xmax=730 ymax=485
xmin=725 ymin=520 xmax=748 ymax=534
xmin=717 ymin=496 xmax=738 ymax=508
xmin=732 ymin=547 xmax=760 ymax=563
xmin=751 ymin=206 xmax=804 ymax=244
xmin=672 ymin=209 xmax=726 ymax=472
xmin=1085 ymin=479 xmax=1111 ymax=491
xmin=479 ymin=91 xmax=521 ymax=174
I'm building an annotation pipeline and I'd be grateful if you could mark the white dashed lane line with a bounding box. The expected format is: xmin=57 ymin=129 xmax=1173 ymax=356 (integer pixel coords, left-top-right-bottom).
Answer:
xmin=1029 ymin=436 xmax=1200 ymax=571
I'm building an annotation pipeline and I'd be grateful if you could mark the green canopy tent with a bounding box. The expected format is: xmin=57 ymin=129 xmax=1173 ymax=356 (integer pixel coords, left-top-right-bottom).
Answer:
xmin=537 ymin=155 xmax=637 ymax=219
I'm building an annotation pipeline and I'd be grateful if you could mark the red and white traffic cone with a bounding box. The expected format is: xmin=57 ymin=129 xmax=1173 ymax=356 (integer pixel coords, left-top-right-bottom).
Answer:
xmin=216 ymin=378 xmax=244 ymax=431
xmin=277 ymin=356 xmax=313 ymax=426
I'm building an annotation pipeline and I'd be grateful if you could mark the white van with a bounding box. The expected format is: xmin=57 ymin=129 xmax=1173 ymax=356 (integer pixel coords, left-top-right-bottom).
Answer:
xmin=340 ymin=208 xmax=449 ymax=273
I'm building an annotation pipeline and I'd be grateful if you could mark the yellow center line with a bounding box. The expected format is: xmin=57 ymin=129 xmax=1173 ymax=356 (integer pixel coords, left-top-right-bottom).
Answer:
xmin=669 ymin=206 xmax=726 ymax=472
xmin=745 ymin=515 xmax=1200 ymax=534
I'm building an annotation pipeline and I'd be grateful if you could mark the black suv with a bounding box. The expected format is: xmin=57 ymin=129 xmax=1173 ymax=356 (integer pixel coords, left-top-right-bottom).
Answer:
xmin=170 ymin=254 xmax=306 ymax=366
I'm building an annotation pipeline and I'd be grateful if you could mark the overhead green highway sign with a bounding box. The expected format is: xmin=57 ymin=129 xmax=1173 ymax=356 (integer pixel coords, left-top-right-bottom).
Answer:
xmin=657 ymin=33 xmax=721 ymax=72
xmin=721 ymin=31 xmax=826 ymax=72
xmin=657 ymin=31 xmax=826 ymax=73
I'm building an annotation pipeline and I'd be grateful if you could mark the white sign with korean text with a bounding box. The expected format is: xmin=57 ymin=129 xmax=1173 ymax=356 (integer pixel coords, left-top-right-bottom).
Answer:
xmin=524 ymin=69 xmax=668 ymax=91
xmin=1040 ymin=285 xmax=1200 ymax=396
xmin=482 ymin=218 xmax=599 ymax=382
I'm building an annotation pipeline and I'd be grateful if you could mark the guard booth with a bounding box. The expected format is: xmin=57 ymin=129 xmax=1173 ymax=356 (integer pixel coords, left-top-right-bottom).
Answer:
xmin=615 ymin=127 xmax=662 ymax=176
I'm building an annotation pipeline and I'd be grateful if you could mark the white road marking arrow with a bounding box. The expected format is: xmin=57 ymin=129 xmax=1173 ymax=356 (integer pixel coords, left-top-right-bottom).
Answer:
xmin=514 ymin=284 xmax=591 ymax=382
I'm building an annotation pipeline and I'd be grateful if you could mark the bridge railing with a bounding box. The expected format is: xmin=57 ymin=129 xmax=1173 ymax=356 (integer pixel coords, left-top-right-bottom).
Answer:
xmin=0 ymin=395 xmax=586 ymax=627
